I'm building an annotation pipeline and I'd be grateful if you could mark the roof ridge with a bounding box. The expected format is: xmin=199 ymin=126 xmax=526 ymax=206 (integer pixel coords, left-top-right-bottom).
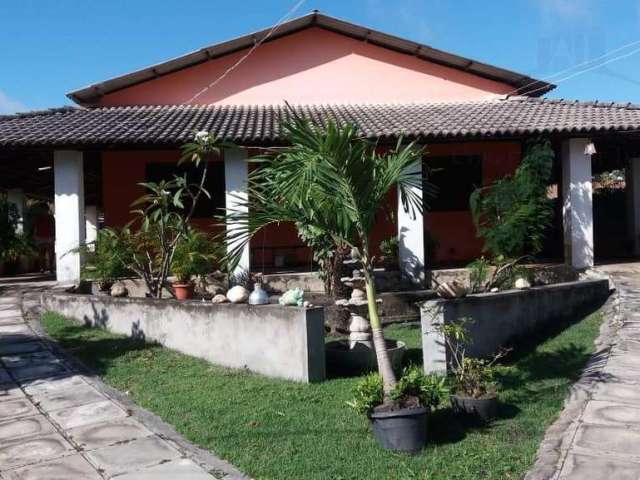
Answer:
xmin=506 ymin=95 xmax=640 ymax=110
xmin=0 ymin=106 xmax=80 ymax=121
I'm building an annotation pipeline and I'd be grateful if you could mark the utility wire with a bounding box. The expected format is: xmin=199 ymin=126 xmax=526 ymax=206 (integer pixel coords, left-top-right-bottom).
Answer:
xmin=501 ymin=37 xmax=640 ymax=98
xmin=186 ymin=0 xmax=307 ymax=104
xmin=522 ymin=43 xmax=640 ymax=98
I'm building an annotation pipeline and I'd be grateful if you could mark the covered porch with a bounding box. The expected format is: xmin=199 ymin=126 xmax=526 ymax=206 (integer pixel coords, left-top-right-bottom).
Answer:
xmin=2 ymin=99 xmax=640 ymax=285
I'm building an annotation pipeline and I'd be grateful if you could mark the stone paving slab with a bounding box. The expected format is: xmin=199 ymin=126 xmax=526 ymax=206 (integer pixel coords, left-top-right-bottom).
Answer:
xmin=32 ymin=383 xmax=105 ymax=411
xmin=592 ymin=381 xmax=640 ymax=405
xmin=113 ymin=458 xmax=215 ymax=479
xmin=0 ymin=431 xmax=74 ymax=469
xmin=0 ymin=324 xmax=32 ymax=337
xmin=1 ymin=350 xmax=59 ymax=369
xmin=0 ymin=284 xmax=245 ymax=479
xmin=0 ymin=342 xmax=43 ymax=356
xmin=8 ymin=362 xmax=70 ymax=382
xmin=0 ymin=383 xmax=25 ymax=402
xmin=581 ymin=400 xmax=640 ymax=427
xmin=67 ymin=417 xmax=153 ymax=451
xmin=21 ymin=373 xmax=87 ymax=396
xmin=0 ymin=310 xmax=21 ymax=320
xmin=0 ymin=399 xmax=39 ymax=421
xmin=49 ymin=400 xmax=127 ymax=430
xmin=3 ymin=454 xmax=102 ymax=480
xmin=84 ymin=436 xmax=181 ymax=477
xmin=559 ymin=452 xmax=640 ymax=479
xmin=0 ymin=415 xmax=55 ymax=443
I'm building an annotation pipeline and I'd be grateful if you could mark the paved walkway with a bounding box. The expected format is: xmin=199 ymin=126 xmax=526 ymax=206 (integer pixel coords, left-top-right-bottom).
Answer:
xmin=528 ymin=262 xmax=640 ymax=479
xmin=0 ymin=279 xmax=246 ymax=479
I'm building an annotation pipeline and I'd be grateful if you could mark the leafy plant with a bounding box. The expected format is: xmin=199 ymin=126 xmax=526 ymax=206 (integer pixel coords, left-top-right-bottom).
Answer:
xmin=297 ymin=222 xmax=348 ymax=296
xmin=468 ymin=255 xmax=530 ymax=293
xmin=379 ymin=236 xmax=399 ymax=258
xmin=126 ymin=131 xmax=226 ymax=298
xmin=470 ymin=139 xmax=554 ymax=258
xmin=221 ymin=115 xmax=432 ymax=399
xmin=347 ymin=372 xmax=384 ymax=415
xmin=80 ymin=228 xmax=132 ymax=290
xmin=170 ymin=227 xmax=218 ymax=284
xmin=348 ymin=366 xmax=447 ymax=415
xmin=439 ymin=320 xmax=507 ymax=399
xmin=0 ymin=193 xmax=34 ymax=264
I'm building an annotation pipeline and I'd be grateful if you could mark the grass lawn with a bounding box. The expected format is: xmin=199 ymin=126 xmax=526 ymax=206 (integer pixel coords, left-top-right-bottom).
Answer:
xmin=42 ymin=309 xmax=602 ymax=480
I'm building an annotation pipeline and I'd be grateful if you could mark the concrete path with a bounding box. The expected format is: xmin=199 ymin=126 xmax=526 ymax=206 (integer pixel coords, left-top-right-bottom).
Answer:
xmin=0 ymin=280 xmax=247 ymax=479
xmin=527 ymin=263 xmax=640 ymax=479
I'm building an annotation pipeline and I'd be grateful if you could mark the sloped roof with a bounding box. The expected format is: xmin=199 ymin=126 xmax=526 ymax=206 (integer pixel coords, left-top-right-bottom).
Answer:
xmin=67 ymin=11 xmax=554 ymax=106
xmin=2 ymin=97 xmax=640 ymax=148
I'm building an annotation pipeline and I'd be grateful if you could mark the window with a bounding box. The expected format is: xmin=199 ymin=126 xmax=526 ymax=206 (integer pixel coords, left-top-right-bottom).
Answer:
xmin=427 ymin=155 xmax=482 ymax=211
xmin=145 ymin=161 xmax=225 ymax=218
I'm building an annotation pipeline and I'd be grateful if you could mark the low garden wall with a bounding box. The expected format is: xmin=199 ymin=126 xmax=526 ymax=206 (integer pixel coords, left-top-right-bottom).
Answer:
xmin=421 ymin=278 xmax=610 ymax=374
xmin=41 ymin=293 xmax=326 ymax=383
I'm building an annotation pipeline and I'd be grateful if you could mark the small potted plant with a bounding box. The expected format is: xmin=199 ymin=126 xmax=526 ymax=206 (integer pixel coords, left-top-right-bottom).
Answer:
xmin=171 ymin=228 xmax=217 ymax=300
xmin=348 ymin=365 xmax=447 ymax=453
xmin=440 ymin=321 xmax=507 ymax=423
xmin=378 ymin=236 xmax=399 ymax=271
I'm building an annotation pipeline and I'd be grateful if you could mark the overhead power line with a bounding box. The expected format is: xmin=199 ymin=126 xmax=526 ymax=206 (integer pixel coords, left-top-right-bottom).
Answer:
xmin=186 ymin=0 xmax=307 ymax=104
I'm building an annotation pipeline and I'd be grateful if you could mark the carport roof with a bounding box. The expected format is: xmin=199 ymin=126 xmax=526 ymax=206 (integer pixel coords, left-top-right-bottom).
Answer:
xmin=2 ymin=97 xmax=640 ymax=148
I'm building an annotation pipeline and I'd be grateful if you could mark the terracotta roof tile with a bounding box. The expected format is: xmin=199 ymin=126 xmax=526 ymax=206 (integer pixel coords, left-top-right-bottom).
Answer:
xmin=2 ymin=97 xmax=640 ymax=148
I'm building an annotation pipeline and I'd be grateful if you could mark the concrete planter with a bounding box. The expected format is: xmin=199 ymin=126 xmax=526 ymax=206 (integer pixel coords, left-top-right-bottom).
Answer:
xmin=42 ymin=292 xmax=326 ymax=383
xmin=421 ymin=278 xmax=610 ymax=374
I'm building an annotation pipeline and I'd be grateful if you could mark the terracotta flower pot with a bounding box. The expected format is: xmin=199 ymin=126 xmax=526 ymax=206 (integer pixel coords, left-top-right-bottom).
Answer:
xmin=173 ymin=283 xmax=195 ymax=300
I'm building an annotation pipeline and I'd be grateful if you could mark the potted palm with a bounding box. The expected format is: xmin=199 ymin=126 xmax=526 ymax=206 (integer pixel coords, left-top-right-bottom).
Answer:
xmin=440 ymin=321 xmax=506 ymax=423
xmin=220 ymin=114 xmax=433 ymax=450
xmin=171 ymin=228 xmax=217 ymax=300
xmin=348 ymin=365 xmax=447 ymax=453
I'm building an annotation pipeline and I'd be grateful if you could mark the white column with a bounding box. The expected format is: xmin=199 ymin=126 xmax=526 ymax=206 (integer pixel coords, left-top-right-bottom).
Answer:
xmin=398 ymin=160 xmax=425 ymax=286
xmin=224 ymin=147 xmax=250 ymax=281
xmin=6 ymin=189 xmax=26 ymax=234
xmin=627 ymin=157 xmax=640 ymax=256
xmin=54 ymin=150 xmax=85 ymax=283
xmin=85 ymin=205 xmax=98 ymax=250
xmin=562 ymin=138 xmax=594 ymax=269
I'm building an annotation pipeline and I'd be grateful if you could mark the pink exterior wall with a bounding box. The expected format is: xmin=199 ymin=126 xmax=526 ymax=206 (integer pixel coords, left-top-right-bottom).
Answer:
xmin=100 ymin=27 xmax=512 ymax=107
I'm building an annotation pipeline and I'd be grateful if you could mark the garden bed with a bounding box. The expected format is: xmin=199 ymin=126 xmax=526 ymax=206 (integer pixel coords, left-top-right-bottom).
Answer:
xmin=42 ymin=308 xmax=604 ymax=480
xmin=41 ymin=292 xmax=325 ymax=382
xmin=421 ymin=278 xmax=610 ymax=373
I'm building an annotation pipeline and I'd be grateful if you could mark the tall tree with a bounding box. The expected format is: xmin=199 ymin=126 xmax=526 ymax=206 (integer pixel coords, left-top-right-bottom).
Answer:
xmin=223 ymin=117 xmax=427 ymax=397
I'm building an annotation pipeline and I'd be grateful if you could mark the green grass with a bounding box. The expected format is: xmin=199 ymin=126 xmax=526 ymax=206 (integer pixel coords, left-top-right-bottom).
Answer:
xmin=42 ymin=310 xmax=603 ymax=480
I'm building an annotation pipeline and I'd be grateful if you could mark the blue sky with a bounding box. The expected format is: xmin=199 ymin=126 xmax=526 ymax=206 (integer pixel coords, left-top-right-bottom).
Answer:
xmin=2 ymin=0 xmax=640 ymax=113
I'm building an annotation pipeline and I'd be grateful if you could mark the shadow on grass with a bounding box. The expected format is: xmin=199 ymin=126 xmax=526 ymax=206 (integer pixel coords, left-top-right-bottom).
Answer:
xmin=50 ymin=323 xmax=153 ymax=376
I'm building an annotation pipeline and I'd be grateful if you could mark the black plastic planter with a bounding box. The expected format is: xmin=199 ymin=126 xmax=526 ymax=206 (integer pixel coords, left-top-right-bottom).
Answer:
xmin=450 ymin=394 xmax=498 ymax=423
xmin=369 ymin=406 xmax=429 ymax=454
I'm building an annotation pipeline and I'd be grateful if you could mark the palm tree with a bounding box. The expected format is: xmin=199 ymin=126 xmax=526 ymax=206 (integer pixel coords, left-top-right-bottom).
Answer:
xmin=224 ymin=116 xmax=426 ymax=398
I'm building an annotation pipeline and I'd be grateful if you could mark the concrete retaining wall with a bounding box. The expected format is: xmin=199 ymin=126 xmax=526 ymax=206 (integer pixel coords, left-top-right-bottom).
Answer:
xmin=421 ymin=279 xmax=610 ymax=374
xmin=42 ymin=293 xmax=326 ymax=383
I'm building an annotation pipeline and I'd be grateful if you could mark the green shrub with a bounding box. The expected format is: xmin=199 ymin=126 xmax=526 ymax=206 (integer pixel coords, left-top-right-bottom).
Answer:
xmin=171 ymin=228 xmax=218 ymax=284
xmin=348 ymin=366 xmax=447 ymax=415
xmin=0 ymin=193 xmax=34 ymax=264
xmin=81 ymin=228 xmax=132 ymax=290
xmin=379 ymin=236 xmax=399 ymax=258
xmin=470 ymin=139 xmax=554 ymax=258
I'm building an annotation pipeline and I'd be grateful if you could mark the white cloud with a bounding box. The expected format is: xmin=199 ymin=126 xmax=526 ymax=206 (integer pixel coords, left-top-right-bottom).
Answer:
xmin=536 ymin=0 xmax=592 ymax=19
xmin=0 ymin=90 xmax=26 ymax=114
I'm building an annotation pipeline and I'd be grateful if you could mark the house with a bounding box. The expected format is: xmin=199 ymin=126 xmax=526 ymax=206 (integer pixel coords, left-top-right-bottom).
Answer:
xmin=1 ymin=11 xmax=640 ymax=284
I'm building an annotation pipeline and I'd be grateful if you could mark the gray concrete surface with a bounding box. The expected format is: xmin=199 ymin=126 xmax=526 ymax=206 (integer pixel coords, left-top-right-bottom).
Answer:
xmin=42 ymin=292 xmax=326 ymax=382
xmin=526 ymin=263 xmax=640 ymax=479
xmin=421 ymin=278 xmax=610 ymax=374
xmin=0 ymin=279 xmax=248 ymax=479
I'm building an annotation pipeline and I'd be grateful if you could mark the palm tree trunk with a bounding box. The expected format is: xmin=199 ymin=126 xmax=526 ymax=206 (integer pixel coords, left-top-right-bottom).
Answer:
xmin=362 ymin=268 xmax=397 ymax=398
